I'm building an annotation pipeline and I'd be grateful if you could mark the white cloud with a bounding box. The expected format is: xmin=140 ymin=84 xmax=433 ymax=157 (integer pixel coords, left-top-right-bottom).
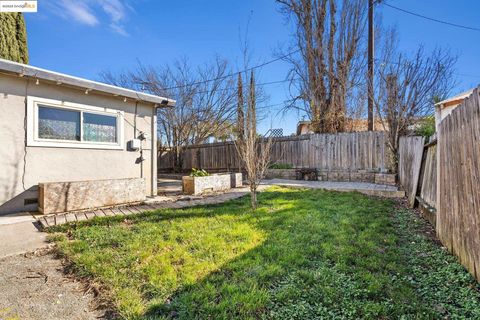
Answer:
xmin=100 ymin=0 xmax=130 ymax=36
xmin=110 ymin=23 xmax=129 ymax=37
xmin=61 ymin=0 xmax=99 ymax=26
xmin=46 ymin=0 xmax=131 ymax=36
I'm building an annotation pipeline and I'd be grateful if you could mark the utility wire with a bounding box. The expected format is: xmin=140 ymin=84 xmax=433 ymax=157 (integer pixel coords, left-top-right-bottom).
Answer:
xmin=158 ymin=49 xmax=300 ymax=91
xmin=382 ymin=3 xmax=480 ymax=33
xmin=186 ymin=77 xmax=299 ymax=96
xmin=375 ymin=58 xmax=480 ymax=79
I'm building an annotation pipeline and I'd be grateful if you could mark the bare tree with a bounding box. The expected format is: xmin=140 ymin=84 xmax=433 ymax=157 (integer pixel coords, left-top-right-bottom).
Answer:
xmin=373 ymin=30 xmax=457 ymax=169
xmin=101 ymin=57 xmax=237 ymax=171
xmin=235 ymin=72 xmax=273 ymax=209
xmin=277 ymin=0 xmax=367 ymax=133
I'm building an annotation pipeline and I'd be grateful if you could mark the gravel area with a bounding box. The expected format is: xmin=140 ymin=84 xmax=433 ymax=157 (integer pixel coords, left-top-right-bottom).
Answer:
xmin=0 ymin=249 xmax=108 ymax=320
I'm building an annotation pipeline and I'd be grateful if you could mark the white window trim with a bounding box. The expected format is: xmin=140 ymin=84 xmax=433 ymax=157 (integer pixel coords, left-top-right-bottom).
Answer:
xmin=27 ymin=96 xmax=124 ymax=150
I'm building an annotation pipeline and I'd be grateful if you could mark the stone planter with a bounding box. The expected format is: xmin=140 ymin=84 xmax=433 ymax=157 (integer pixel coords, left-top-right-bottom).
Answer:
xmin=182 ymin=173 xmax=243 ymax=195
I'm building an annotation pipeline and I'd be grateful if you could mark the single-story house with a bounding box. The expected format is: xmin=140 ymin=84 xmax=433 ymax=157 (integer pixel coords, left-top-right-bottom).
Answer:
xmin=434 ymin=89 xmax=473 ymax=132
xmin=0 ymin=58 xmax=175 ymax=214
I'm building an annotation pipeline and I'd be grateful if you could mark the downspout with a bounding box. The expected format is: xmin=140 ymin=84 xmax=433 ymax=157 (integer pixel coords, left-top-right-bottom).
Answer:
xmin=151 ymin=105 xmax=158 ymax=197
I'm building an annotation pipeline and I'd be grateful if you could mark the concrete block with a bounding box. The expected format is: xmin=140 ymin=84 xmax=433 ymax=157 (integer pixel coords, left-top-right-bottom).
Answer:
xmin=337 ymin=171 xmax=351 ymax=182
xmin=375 ymin=173 xmax=396 ymax=186
xmin=38 ymin=178 xmax=146 ymax=214
xmin=230 ymin=173 xmax=243 ymax=188
xmin=265 ymin=169 xmax=296 ymax=180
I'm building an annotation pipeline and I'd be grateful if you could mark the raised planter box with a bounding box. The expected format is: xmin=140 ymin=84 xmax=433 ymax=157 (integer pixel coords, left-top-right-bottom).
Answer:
xmin=39 ymin=178 xmax=146 ymax=214
xmin=182 ymin=173 xmax=242 ymax=195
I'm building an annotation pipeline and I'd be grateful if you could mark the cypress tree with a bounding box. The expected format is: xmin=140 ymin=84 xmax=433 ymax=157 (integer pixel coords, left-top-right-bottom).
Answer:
xmin=0 ymin=13 xmax=29 ymax=64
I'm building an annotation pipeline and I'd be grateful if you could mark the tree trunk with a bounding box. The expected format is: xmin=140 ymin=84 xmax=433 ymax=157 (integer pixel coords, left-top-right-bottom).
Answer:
xmin=250 ymin=187 xmax=257 ymax=210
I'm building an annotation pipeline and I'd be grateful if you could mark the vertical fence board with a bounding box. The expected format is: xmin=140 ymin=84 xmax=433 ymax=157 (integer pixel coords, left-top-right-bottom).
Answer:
xmin=438 ymin=88 xmax=480 ymax=282
xmin=398 ymin=136 xmax=425 ymax=207
xmin=419 ymin=143 xmax=437 ymax=209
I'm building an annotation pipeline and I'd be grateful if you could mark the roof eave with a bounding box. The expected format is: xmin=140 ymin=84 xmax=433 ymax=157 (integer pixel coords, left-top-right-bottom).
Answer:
xmin=0 ymin=59 xmax=176 ymax=108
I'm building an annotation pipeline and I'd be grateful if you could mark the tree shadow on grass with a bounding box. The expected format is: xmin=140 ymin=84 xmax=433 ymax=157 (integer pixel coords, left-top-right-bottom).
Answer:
xmin=138 ymin=188 xmax=431 ymax=319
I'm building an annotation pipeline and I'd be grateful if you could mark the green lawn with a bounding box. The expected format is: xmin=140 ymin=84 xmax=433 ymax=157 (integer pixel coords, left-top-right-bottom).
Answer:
xmin=50 ymin=187 xmax=480 ymax=319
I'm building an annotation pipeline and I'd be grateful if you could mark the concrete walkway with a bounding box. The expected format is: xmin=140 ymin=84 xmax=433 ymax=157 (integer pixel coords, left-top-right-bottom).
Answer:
xmin=0 ymin=213 xmax=48 ymax=259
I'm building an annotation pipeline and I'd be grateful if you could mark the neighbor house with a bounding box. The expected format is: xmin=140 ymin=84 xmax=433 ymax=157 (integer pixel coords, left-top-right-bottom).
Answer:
xmin=0 ymin=59 xmax=175 ymax=214
xmin=296 ymin=118 xmax=389 ymax=135
xmin=434 ymin=89 xmax=474 ymax=132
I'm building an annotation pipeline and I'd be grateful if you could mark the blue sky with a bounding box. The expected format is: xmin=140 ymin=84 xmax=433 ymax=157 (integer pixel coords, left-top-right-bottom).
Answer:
xmin=25 ymin=0 xmax=480 ymax=135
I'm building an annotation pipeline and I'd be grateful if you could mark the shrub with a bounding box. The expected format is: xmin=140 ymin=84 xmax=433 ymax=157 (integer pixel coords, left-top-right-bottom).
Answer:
xmin=269 ymin=163 xmax=294 ymax=169
xmin=190 ymin=168 xmax=209 ymax=177
xmin=415 ymin=116 xmax=435 ymax=138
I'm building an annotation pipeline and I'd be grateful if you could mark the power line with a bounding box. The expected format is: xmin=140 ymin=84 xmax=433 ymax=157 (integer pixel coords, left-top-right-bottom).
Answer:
xmin=158 ymin=49 xmax=300 ymax=91
xmin=382 ymin=3 xmax=480 ymax=32
xmin=454 ymin=72 xmax=480 ymax=79
xmin=187 ymin=77 xmax=299 ymax=96
xmin=375 ymin=58 xmax=480 ymax=79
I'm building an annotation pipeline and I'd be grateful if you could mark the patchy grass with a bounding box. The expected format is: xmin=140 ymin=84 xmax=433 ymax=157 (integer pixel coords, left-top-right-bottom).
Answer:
xmin=50 ymin=187 xmax=480 ymax=319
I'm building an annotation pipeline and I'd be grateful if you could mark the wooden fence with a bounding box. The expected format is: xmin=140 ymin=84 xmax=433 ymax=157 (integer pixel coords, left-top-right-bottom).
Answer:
xmin=437 ymin=88 xmax=480 ymax=281
xmin=398 ymin=136 xmax=425 ymax=207
xmin=159 ymin=131 xmax=391 ymax=173
xmin=398 ymin=88 xmax=480 ymax=282
xmin=418 ymin=139 xmax=437 ymax=211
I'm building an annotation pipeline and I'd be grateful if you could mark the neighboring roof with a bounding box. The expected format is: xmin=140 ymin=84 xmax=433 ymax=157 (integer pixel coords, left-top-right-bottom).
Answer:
xmin=296 ymin=118 xmax=388 ymax=135
xmin=434 ymin=89 xmax=474 ymax=108
xmin=0 ymin=58 xmax=175 ymax=107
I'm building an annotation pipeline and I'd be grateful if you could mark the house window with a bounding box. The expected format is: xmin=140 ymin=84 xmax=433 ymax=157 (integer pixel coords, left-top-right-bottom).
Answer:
xmin=38 ymin=106 xmax=81 ymax=141
xmin=27 ymin=96 xmax=124 ymax=149
xmin=83 ymin=113 xmax=117 ymax=143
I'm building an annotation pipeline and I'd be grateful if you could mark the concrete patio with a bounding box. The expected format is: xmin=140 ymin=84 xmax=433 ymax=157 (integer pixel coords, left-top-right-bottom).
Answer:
xmin=157 ymin=177 xmax=405 ymax=198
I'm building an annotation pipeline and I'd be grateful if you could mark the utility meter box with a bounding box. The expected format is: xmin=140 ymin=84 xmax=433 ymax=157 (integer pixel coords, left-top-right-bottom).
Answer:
xmin=128 ymin=139 xmax=141 ymax=151
xmin=139 ymin=132 xmax=149 ymax=140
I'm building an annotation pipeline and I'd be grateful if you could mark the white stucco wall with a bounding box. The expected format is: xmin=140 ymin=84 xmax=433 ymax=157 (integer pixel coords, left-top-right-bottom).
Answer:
xmin=0 ymin=73 xmax=158 ymax=214
xmin=435 ymin=104 xmax=459 ymax=132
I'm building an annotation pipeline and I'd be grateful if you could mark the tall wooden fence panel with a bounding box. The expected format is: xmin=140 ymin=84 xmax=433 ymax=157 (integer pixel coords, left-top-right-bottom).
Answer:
xmin=419 ymin=141 xmax=437 ymax=210
xmin=438 ymin=88 xmax=480 ymax=281
xmin=159 ymin=131 xmax=390 ymax=173
xmin=398 ymin=136 xmax=425 ymax=207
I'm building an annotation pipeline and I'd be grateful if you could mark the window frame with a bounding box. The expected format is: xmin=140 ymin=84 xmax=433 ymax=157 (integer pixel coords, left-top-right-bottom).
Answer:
xmin=27 ymin=96 xmax=124 ymax=150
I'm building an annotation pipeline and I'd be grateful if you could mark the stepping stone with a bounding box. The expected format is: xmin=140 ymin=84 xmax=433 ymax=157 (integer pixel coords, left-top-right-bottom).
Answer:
xmin=85 ymin=211 xmax=96 ymax=219
xmin=118 ymin=207 xmax=131 ymax=215
xmin=75 ymin=212 xmax=88 ymax=221
xmin=93 ymin=209 xmax=106 ymax=217
xmin=126 ymin=206 xmax=142 ymax=214
xmin=102 ymin=208 xmax=116 ymax=216
xmin=110 ymin=208 xmax=123 ymax=216
xmin=64 ymin=213 xmax=77 ymax=223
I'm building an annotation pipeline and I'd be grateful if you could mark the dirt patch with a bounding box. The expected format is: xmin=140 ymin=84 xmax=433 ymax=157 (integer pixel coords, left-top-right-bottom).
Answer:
xmin=0 ymin=249 xmax=108 ymax=320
